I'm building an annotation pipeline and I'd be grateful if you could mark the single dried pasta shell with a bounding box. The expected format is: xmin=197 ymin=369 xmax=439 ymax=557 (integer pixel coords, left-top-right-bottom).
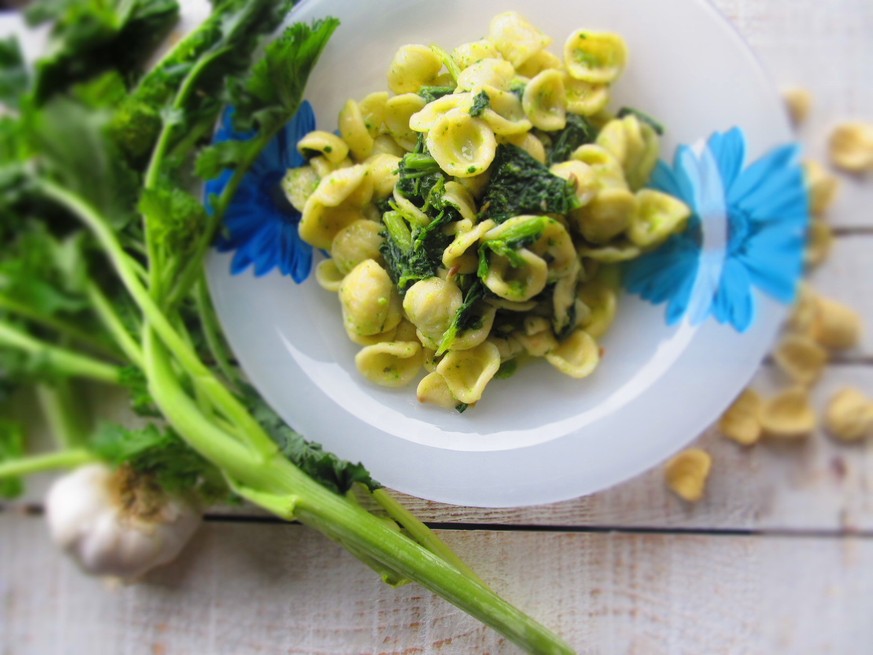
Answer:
xmin=824 ymin=388 xmax=873 ymax=442
xmin=772 ymin=333 xmax=828 ymax=386
xmin=803 ymin=160 xmax=840 ymax=216
xmin=805 ymin=218 xmax=833 ymax=268
xmin=759 ymin=387 xmax=817 ymax=439
xmin=416 ymin=371 xmax=459 ymax=409
xmin=810 ymin=295 xmax=863 ymax=350
xmin=828 ymin=121 xmax=873 ymax=172
xmin=782 ymin=87 xmax=812 ymax=127
xmin=718 ymin=388 xmax=763 ymax=446
xmin=563 ymin=30 xmax=628 ymax=84
xmin=355 ymin=341 xmax=423 ymax=388
xmin=786 ymin=283 xmax=818 ymax=335
xmin=545 ymin=329 xmax=600 ymax=379
xmin=436 ymin=341 xmax=501 ymax=404
xmin=664 ymin=448 xmax=712 ymax=502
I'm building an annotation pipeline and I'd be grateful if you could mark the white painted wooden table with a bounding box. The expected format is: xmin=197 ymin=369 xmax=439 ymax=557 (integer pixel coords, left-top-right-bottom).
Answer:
xmin=2 ymin=1 xmax=873 ymax=653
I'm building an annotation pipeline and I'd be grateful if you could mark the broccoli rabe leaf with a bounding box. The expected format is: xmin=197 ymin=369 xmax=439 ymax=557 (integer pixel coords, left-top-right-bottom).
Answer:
xmin=418 ymin=85 xmax=455 ymax=103
xmin=28 ymin=97 xmax=140 ymax=230
xmin=547 ymin=113 xmax=596 ymax=164
xmin=436 ymin=279 xmax=488 ymax=355
xmin=246 ymin=393 xmax=380 ymax=494
xmin=28 ymin=0 xmax=180 ymax=103
xmin=480 ymin=145 xmax=578 ymax=223
xmin=138 ymin=185 xmax=207 ymax=257
xmin=380 ymin=209 xmax=453 ymax=293
xmin=0 ymin=37 xmax=28 ymax=109
xmin=470 ymin=90 xmax=490 ymax=117
xmin=91 ymin=422 xmax=230 ymax=501
xmin=227 ymin=17 xmax=341 ymax=135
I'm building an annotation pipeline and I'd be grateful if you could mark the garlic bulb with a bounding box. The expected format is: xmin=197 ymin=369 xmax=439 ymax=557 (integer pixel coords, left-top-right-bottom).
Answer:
xmin=45 ymin=463 xmax=201 ymax=581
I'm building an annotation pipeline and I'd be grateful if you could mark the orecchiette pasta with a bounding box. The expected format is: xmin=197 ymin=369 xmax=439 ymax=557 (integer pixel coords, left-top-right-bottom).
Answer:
xmin=294 ymin=13 xmax=691 ymax=410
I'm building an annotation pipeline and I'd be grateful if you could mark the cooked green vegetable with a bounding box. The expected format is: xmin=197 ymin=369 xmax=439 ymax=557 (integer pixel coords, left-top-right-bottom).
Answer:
xmin=480 ymin=144 xmax=580 ymax=223
xmin=470 ymin=89 xmax=491 ymax=117
xmin=547 ymin=112 xmax=596 ymax=164
xmin=0 ymin=3 xmax=574 ymax=654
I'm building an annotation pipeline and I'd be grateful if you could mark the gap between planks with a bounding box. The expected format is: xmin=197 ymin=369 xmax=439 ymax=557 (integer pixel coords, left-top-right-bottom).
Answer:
xmin=3 ymin=502 xmax=871 ymax=540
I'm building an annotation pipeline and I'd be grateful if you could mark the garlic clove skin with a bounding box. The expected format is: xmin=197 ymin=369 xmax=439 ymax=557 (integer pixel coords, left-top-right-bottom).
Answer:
xmin=45 ymin=463 xmax=201 ymax=581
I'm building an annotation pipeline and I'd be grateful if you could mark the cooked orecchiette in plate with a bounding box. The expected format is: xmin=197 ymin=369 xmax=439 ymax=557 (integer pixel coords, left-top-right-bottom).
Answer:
xmin=294 ymin=12 xmax=692 ymax=411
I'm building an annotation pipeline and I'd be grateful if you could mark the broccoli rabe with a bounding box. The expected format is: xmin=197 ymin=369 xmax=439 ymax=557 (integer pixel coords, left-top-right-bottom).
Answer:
xmin=480 ymin=144 xmax=579 ymax=223
xmin=547 ymin=113 xmax=596 ymax=164
xmin=470 ymin=90 xmax=490 ymax=117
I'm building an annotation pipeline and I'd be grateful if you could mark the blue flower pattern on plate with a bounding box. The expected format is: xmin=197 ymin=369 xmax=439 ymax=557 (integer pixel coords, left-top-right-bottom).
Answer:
xmin=625 ymin=127 xmax=809 ymax=332
xmin=206 ymin=102 xmax=316 ymax=282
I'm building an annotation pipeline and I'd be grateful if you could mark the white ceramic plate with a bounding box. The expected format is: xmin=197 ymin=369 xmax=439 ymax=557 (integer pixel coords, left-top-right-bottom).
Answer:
xmin=207 ymin=0 xmax=793 ymax=507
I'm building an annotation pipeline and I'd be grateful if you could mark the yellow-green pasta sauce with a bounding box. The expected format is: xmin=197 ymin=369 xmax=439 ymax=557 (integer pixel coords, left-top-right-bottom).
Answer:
xmin=292 ymin=12 xmax=691 ymax=411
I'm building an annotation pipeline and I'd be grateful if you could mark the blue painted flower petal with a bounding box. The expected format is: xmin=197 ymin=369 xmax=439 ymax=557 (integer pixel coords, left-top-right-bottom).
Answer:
xmin=736 ymin=225 xmax=804 ymax=302
xmin=727 ymin=143 xmax=801 ymax=209
xmin=706 ymin=127 xmax=746 ymax=191
xmin=712 ymin=258 xmax=755 ymax=332
xmin=207 ymin=102 xmax=317 ymax=282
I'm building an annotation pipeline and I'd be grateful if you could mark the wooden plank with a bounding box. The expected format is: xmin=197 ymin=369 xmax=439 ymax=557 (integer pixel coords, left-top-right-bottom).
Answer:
xmin=710 ymin=0 xmax=873 ymax=231
xmin=1 ymin=514 xmax=871 ymax=655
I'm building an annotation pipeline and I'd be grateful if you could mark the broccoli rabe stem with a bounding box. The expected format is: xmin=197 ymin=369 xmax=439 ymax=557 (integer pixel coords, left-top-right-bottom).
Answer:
xmin=0 ymin=323 xmax=121 ymax=384
xmin=0 ymin=449 xmax=96 ymax=479
xmin=143 ymin=320 xmax=575 ymax=655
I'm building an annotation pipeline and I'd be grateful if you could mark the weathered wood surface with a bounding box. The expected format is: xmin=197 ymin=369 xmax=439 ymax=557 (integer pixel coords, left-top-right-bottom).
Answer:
xmin=2 ymin=1 xmax=872 ymax=654
xmin=2 ymin=515 xmax=872 ymax=655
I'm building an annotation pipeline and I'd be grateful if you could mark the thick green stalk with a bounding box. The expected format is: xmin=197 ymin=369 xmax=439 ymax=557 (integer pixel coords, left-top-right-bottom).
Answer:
xmin=0 ymin=449 xmax=96 ymax=479
xmin=38 ymin=179 xmax=278 ymax=459
xmin=372 ymin=488 xmax=488 ymax=587
xmin=0 ymin=294 xmax=118 ymax=359
xmin=0 ymin=322 xmax=120 ymax=384
xmin=194 ymin=276 xmax=240 ymax=388
xmin=86 ymin=282 xmax=144 ymax=368
xmin=144 ymin=329 xmax=574 ymax=655
xmin=239 ymin=464 xmax=576 ymax=655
